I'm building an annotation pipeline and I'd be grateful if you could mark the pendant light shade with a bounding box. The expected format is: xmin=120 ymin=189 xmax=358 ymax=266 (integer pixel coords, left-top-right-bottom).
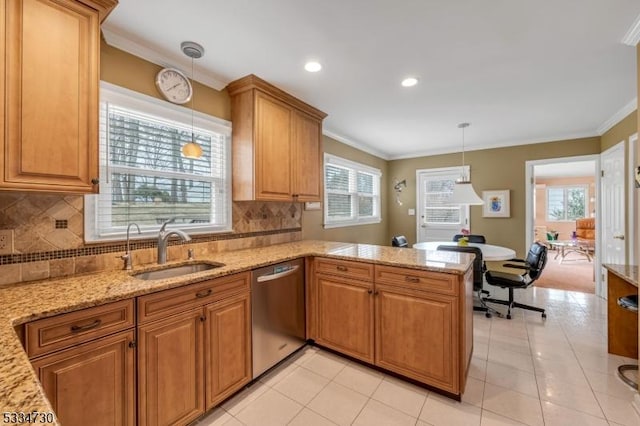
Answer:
xmin=451 ymin=123 xmax=484 ymax=205
xmin=181 ymin=41 xmax=204 ymax=159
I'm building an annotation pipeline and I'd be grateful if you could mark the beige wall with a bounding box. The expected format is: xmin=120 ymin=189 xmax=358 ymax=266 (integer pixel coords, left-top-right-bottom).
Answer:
xmin=301 ymin=136 xmax=389 ymax=245
xmin=388 ymin=137 xmax=601 ymax=256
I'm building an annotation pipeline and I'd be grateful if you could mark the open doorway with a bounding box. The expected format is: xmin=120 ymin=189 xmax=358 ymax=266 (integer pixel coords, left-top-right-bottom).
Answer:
xmin=526 ymin=156 xmax=599 ymax=294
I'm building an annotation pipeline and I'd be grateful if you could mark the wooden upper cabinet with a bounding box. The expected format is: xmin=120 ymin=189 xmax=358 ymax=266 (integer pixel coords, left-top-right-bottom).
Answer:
xmin=0 ymin=0 xmax=116 ymax=193
xmin=226 ymin=74 xmax=327 ymax=202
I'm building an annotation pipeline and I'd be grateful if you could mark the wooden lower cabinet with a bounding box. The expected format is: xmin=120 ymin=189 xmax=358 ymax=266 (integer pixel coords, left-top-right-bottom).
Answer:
xmin=375 ymin=284 xmax=459 ymax=394
xmin=205 ymin=292 xmax=252 ymax=409
xmin=31 ymin=330 xmax=136 ymax=426
xmin=138 ymin=308 xmax=205 ymax=426
xmin=315 ymin=273 xmax=374 ymax=363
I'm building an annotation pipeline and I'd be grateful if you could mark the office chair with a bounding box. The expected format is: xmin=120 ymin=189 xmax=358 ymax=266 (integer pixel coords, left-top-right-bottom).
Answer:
xmin=436 ymin=245 xmax=496 ymax=318
xmin=484 ymin=242 xmax=548 ymax=320
xmin=391 ymin=235 xmax=408 ymax=248
xmin=453 ymin=234 xmax=486 ymax=243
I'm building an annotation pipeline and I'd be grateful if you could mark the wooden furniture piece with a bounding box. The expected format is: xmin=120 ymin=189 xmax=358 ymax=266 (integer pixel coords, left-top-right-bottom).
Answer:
xmin=0 ymin=0 xmax=116 ymax=193
xmin=226 ymin=74 xmax=327 ymax=202
xmin=137 ymin=272 xmax=251 ymax=426
xmin=27 ymin=299 xmax=135 ymax=426
xmin=576 ymin=217 xmax=596 ymax=249
xmin=308 ymin=257 xmax=473 ymax=397
xmin=606 ymin=265 xmax=638 ymax=359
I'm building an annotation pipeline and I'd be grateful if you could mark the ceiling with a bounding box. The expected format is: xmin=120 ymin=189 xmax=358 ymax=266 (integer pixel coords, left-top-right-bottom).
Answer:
xmin=534 ymin=161 xmax=596 ymax=178
xmin=103 ymin=0 xmax=640 ymax=160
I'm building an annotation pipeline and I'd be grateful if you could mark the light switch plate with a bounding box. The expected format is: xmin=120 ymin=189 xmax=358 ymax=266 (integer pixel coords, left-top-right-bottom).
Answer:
xmin=304 ymin=202 xmax=321 ymax=211
xmin=408 ymin=209 xmax=415 ymax=216
xmin=0 ymin=229 xmax=14 ymax=255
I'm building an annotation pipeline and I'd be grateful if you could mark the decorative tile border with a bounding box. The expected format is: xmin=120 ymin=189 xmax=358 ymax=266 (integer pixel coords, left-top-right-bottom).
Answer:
xmin=0 ymin=228 xmax=301 ymax=265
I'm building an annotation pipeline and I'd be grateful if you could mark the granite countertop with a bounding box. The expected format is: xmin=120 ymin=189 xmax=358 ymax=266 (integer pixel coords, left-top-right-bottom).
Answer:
xmin=603 ymin=264 xmax=639 ymax=288
xmin=0 ymin=240 xmax=473 ymax=422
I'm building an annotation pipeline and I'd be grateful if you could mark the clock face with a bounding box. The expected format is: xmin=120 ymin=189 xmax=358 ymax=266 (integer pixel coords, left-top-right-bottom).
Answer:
xmin=155 ymin=68 xmax=193 ymax=104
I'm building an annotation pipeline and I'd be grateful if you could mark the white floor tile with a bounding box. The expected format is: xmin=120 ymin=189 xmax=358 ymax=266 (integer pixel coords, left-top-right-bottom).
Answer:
xmin=332 ymin=362 xmax=383 ymax=396
xmin=482 ymin=383 xmax=544 ymax=426
xmin=487 ymin=347 xmax=534 ymax=374
xmin=352 ymin=399 xmax=417 ymax=426
xmin=419 ymin=393 xmax=481 ymax=426
xmin=272 ymin=366 xmax=330 ymax=405
xmin=258 ymin=359 xmax=299 ymax=387
xmin=196 ymin=407 xmax=233 ymax=426
xmin=288 ymin=408 xmax=337 ymax=426
xmin=463 ymin=377 xmax=485 ymax=407
xmin=371 ymin=376 xmax=428 ymax=418
xmin=485 ymin=361 xmax=539 ymax=398
xmin=584 ymin=368 xmax=638 ymax=401
xmin=300 ymin=351 xmax=347 ymax=380
xmin=536 ymin=375 xmax=604 ymax=418
xmin=593 ymin=391 xmax=640 ymax=426
xmin=480 ymin=410 xmax=528 ymax=425
xmin=221 ymin=382 xmax=269 ymax=416
xmin=307 ymin=381 xmax=368 ymax=425
xmin=234 ymin=388 xmax=302 ymax=426
xmin=540 ymin=401 xmax=608 ymax=426
xmin=469 ymin=357 xmax=488 ymax=380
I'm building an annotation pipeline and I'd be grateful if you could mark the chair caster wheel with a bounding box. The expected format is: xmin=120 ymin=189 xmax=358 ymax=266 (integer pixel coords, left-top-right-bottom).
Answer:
xmin=541 ymin=313 xmax=547 ymax=319
xmin=506 ymin=314 xmax=512 ymax=320
xmin=485 ymin=312 xmax=492 ymax=318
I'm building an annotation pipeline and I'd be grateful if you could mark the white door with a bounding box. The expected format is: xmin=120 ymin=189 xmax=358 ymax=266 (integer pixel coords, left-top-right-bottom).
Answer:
xmin=600 ymin=142 xmax=626 ymax=298
xmin=416 ymin=167 xmax=470 ymax=242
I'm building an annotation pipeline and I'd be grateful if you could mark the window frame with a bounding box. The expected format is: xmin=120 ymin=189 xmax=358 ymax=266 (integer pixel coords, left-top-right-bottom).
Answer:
xmin=545 ymin=184 xmax=588 ymax=222
xmin=84 ymin=82 xmax=232 ymax=242
xmin=323 ymin=153 xmax=382 ymax=228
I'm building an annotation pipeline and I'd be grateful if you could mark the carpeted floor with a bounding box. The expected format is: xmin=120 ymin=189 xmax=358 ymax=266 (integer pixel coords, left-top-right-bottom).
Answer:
xmin=534 ymin=251 xmax=595 ymax=293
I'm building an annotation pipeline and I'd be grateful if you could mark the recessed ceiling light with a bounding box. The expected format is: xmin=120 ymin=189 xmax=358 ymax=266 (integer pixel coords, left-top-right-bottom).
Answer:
xmin=401 ymin=77 xmax=418 ymax=87
xmin=304 ymin=61 xmax=322 ymax=72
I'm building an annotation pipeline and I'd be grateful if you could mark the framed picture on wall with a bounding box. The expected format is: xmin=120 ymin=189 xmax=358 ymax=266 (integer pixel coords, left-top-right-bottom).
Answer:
xmin=482 ymin=190 xmax=510 ymax=218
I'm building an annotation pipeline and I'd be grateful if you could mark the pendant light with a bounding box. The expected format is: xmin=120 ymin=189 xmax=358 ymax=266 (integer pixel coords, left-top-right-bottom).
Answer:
xmin=181 ymin=41 xmax=204 ymax=159
xmin=449 ymin=123 xmax=484 ymax=205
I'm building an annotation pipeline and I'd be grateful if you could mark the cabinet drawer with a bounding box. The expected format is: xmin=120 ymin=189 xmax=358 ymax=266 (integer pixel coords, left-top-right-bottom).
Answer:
xmin=374 ymin=265 xmax=458 ymax=296
xmin=314 ymin=258 xmax=374 ymax=281
xmin=26 ymin=299 xmax=135 ymax=358
xmin=138 ymin=272 xmax=250 ymax=324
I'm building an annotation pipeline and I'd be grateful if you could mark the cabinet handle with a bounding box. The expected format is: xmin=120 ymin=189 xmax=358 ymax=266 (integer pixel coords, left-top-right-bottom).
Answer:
xmin=91 ymin=178 xmax=100 ymax=185
xmin=128 ymin=340 xmax=137 ymax=349
xmin=336 ymin=265 xmax=348 ymax=272
xmin=200 ymin=315 xmax=206 ymax=322
xmin=195 ymin=289 xmax=212 ymax=298
xmin=405 ymin=276 xmax=420 ymax=283
xmin=367 ymin=289 xmax=373 ymax=294
xmin=374 ymin=291 xmax=379 ymax=296
xmin=70 ymin=319 xmax=102 ymax=333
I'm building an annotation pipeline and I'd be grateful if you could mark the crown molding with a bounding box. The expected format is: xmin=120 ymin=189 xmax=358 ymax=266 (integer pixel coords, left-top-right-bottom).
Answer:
xmin=101 ymin=26 xmax=228 ymax=91
xmin=322 ymin=129 xmax=390 ymax=160
xmin=597 ymin=98 xmax=637 ymax=135
xmin=622 ymin=13 xmax=640 ymax=46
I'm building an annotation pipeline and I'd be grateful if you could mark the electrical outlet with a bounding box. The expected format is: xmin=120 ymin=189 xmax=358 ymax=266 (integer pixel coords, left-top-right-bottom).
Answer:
xmin=0 ymin=229 xmax=14 ymax=255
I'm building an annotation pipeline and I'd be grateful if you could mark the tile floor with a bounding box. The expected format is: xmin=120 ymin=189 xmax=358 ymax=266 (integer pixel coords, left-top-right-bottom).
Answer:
xmin=192 ymin=287 xmax=640 ymax=425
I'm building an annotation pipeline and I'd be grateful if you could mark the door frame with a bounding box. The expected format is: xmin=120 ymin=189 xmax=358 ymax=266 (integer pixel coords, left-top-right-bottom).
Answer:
xmin=628 ymin=133 xmax=638 ymax=264
xmin=525 ymin=154 xmax=601 ymax=295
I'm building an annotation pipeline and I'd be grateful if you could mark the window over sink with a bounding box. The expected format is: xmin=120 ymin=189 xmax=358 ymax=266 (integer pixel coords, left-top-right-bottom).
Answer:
xmin=323 ymin=153 xmax=381 ymax=228
xmin=85 ymin=83 xmax=232 ymax=242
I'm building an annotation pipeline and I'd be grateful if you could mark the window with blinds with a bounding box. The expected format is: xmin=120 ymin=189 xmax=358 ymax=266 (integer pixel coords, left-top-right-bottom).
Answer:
xmin=324 ymin=154 xmax=381 ymax=228
xmin=546 ymin=185 xmax=587 ymax=221
xmin=424 ymin=178 xmax=461 ymax=224
xmin=84 ymin=83 xmax=232 ymax=242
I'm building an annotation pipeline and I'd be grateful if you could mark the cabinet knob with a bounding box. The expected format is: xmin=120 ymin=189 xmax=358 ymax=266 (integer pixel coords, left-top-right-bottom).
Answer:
xmin=128 ymin=340 xmax=137 ymax=349
xmin=336 ymin=265 xmax=348 ymax=272
xmin=200 ymin=315 xmax=207 ymax=322
xmin=367 ymin=289 xmax=373 ymax=294
xmin=91 ymin=178 xmax=100 ymax=185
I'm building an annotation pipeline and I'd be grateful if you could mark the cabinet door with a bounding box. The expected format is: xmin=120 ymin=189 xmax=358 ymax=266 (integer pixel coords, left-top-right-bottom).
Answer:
xmin=291 ymin=110 xmax=322 ymax=201
xmin=375 ymin=284 xmax=459 ymax=394
xmin=204 ymin=292 xmax=251 ymax=409
xmin=316 ymin=273 xmax=374 ymax=363
xmin=138 ymin=308 xmax=205 ymax=426
xmin=254 ymin=91 xmax=292 ymax=201
xmin=2 ymin=0 xmax=99 ymax=192
xmin=32 ymin=330 xmax=135 ymax=426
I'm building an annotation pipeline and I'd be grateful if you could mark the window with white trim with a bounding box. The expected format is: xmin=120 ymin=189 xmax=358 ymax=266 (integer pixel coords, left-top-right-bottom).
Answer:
xmin=324 ymin=154 xmax=381 ymax=228
xmin=546 ymin=185 xmax=587 ymax=221
xmin=85 ymin=83 xmax=232 ymax=242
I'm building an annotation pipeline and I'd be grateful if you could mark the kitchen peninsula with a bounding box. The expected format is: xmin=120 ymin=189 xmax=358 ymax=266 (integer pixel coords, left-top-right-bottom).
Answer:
xmin=0 ymin=241 xmax=474 ymax=425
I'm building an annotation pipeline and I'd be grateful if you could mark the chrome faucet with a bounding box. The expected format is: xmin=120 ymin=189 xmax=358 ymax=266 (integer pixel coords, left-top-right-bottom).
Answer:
xmin=121 ymin=223 xmax=141 ymax=270
xmin=157 ymin=219 xmax=192 ymax=264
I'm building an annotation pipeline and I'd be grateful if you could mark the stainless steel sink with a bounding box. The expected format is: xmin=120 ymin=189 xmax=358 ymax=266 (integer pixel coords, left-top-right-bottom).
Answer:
xmin=132 ymin=262 xmax=224 ymax=280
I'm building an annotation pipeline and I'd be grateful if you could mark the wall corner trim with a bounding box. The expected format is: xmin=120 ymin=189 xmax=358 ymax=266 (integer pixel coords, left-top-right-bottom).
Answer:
xmin=597 ymin=98 xmax=638 ymax=135
xmin=622 ymin=13 xmax=640 ymax=46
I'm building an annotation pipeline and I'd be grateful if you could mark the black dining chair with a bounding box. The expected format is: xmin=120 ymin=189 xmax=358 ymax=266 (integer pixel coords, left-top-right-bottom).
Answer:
xmin=453 ymin=234 xmax=486 ymax=243
xmin=436 ymin=245 xmax=495 ymax=318
xmin=484 ymin=242 xmax=548 ymax=320
xmin=391 ymin=235 xmax=408 ymax=248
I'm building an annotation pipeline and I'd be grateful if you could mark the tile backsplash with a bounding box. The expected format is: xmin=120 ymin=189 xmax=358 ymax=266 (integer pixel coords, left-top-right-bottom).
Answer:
xmin=0 ymin=193 xmax=302 ymax=286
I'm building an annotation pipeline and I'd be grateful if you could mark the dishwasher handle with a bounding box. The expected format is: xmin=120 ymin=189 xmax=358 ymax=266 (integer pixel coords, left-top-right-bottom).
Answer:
xmin=256 ymin=265 xmax=300 ymax=282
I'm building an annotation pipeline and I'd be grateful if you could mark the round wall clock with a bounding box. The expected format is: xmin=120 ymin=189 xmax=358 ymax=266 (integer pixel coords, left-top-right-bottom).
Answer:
xmin=155 ymin=67 xmax=193 ymax=104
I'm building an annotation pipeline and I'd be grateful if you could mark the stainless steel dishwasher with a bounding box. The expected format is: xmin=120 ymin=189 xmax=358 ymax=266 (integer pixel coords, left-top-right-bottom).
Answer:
xmin=251 ymin=258 xmax=306 ymax=378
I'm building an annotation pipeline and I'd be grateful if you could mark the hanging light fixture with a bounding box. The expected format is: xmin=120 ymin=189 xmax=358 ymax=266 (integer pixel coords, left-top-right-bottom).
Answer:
xmin=181 ymin=41 xmax=205 ymax=159
xmin=449 ymin=123 xmax=484 ymax=205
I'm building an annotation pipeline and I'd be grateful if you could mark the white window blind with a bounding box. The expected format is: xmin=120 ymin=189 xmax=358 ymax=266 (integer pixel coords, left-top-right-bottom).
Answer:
xmin=85 ymin=83 xmax=232 ymax=242
xmin=324 ymin=154 xmax=381 ymax=228
xmin=546 ymin=185 xmax=587 ymax=221
xmin=424 ymin=178 xmax=461 ymax=224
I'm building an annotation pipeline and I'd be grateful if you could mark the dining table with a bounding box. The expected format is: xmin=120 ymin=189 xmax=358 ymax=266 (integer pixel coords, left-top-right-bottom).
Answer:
xmin=412 ymin=241 xmax=516 ymax=261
